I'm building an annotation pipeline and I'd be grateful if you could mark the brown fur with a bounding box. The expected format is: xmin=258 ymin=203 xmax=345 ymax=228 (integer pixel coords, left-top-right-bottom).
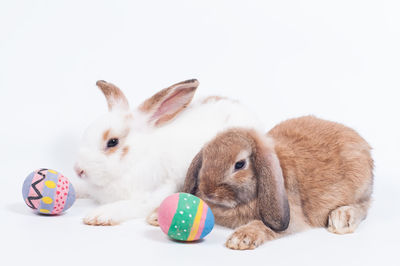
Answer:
xmin=96 ymin=80 xmax=129 ymax=111
xmin=104 ymin=146 xmax=118 ymax=155
xmin=251 ymin=132 xmax=290 ymax=231
xmin=225 ymin=220 xmax=278 ymax=250
xmin=269 ymin=116 xmax=373 ymax=227
xmin=153 ymin=87 xmax=197 ymax=126
xmin=121 ymin=146 xmax=130 ymax=158
xmin=103 ymin=128 xmax=130 ymax=155
xmin=139 ymin=79 xmax=198 ymax=113
xmin=102 ymin=129 xmax=111 ymax=142
xmin=97 ymin=79 xmax=199 ymax=159
xmin=139 ymin=87 xmax=172 ymax=113
xmin=182 ymin=116 xmax=373 ymax=249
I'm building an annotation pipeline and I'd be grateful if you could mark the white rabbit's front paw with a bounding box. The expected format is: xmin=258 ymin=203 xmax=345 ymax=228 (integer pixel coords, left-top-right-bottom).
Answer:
xmin=83 ymin=204 xmax=123 ymax=226
xmin=146 ymin=208 xmax=159 ymax=226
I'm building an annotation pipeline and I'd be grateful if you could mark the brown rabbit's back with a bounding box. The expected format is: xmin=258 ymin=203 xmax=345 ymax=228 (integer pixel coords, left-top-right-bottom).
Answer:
xmin=268 ymin=116 xmax=373 ymax=227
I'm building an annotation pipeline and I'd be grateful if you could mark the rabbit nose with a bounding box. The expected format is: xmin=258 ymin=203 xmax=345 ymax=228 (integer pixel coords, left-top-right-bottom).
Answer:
xmin=74 ymin=165 xmax=85 ymax=178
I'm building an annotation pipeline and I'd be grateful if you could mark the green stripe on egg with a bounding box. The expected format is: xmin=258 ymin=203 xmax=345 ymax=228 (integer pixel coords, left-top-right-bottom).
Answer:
xmin=167 ymin=193 xmax=198 ymax=241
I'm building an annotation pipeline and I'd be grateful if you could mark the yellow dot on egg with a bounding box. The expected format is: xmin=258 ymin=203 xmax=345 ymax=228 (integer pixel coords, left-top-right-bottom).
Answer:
xmin=42 ymin=197 xmax=53 ymax=204
xmin=45 ymin=181 xmax=56 ymax=188
xmin=48 ymin=169 xmax=57 ymax=174
xmin=39 ymin=209 xmax=50 ymax=214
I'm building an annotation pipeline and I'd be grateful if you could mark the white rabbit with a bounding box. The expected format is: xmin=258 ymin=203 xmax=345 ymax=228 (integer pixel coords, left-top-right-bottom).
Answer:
xmin=74 ymin=79 xmax=263 ymax=225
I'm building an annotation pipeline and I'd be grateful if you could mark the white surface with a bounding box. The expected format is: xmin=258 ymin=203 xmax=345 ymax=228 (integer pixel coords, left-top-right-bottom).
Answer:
xmin=1 ymin=1 xmax=399 ymax=265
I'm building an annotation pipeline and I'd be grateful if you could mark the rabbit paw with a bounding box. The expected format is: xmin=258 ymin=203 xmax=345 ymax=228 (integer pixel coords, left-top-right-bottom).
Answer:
xmin=328 ymin=205 xmax=359 ymax=234
xmin=146 ymin=209 xmax=159 ymax=226
xmin=83 ymin=204 xmax=123 ymax=226
xmin=226 ymin=221 xmax=272 ymax=250
xmin=226 ymin=227 xmax=264 ymax=250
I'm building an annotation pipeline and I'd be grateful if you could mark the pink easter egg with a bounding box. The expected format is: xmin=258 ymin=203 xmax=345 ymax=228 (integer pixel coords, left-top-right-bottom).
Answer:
xmin=158 ymin=193 xmax=214 ymax=241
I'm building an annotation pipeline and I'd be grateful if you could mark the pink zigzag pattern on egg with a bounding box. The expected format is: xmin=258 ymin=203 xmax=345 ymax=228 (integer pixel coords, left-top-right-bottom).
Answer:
xmin=26 ymin=169 xmax=46 ymax=209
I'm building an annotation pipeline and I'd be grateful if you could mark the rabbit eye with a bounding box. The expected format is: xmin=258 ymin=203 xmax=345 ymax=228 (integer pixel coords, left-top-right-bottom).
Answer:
xmin=234 ymin=160 xmax=246 ymax=170
xmin=107 ymin=138 xmax=119 ymax=148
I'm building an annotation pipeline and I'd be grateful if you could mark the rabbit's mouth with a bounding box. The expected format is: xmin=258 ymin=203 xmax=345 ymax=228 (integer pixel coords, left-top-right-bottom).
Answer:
xmin=74 ymin=165 xmax=87 ymax=179
xmin=201 ymin=194 xmax=237 ymax=209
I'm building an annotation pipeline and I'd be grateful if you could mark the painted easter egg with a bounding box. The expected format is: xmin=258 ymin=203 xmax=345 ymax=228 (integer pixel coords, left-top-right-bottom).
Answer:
xmin=158 ymin=192 xmax=214 ymax=241
xmin=22 ymin=169 xmax=75 ymax=214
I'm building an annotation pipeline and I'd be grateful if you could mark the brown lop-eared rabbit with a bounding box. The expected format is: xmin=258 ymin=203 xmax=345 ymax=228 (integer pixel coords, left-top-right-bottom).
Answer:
xmin=182 ymin=116 xmax=373 ymax=250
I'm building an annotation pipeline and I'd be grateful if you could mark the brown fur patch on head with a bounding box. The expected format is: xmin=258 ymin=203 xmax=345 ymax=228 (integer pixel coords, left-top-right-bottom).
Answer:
xmin=103 ymin=128 xmax=131 ymax=155
xmin=121 ymin=146 xmax=130 ymax=158
xmin=102 ymin=129 xmax=111 ymax=142
xmin=105 ymin=145 xmax=118 ymax=155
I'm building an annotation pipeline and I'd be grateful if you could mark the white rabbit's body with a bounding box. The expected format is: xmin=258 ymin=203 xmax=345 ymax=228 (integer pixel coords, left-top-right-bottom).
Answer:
xmin=75 ymin=80 xmax=263 ymax=225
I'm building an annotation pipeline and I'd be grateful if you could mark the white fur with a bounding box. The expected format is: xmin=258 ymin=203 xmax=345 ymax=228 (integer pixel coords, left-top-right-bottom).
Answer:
xmin=75 ymin=93 xmax=264 ymax=225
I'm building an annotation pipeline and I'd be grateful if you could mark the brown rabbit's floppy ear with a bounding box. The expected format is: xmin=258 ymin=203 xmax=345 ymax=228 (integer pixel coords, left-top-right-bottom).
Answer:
xmin=139 ymin=79 xmax=199 ymax=127
xmin=182 ymin=150 xmax=203 ymax=194
xmin=252 ymin=133 xmax=290 ymax=232
xmin=96 ymin=80 xmax=130 ymax=111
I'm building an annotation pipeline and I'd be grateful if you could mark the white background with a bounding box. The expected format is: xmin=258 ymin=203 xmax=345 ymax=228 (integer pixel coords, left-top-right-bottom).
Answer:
xmin=1 ymin=0 xmax=399 ymax=265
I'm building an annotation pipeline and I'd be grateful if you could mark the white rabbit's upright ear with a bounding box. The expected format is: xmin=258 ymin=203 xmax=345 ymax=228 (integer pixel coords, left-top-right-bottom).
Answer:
xmin=252 ymin=133 xmax=290 ymax=232
xmin=96 ymin=80 xmax=130 ymax=112
xmin=139 ymin=79 xmax=199 ymax=127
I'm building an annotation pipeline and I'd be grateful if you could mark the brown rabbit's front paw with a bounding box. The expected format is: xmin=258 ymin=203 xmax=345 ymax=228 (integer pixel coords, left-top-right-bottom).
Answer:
xmin=225 ymin=220 xmax=274 ymax=250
